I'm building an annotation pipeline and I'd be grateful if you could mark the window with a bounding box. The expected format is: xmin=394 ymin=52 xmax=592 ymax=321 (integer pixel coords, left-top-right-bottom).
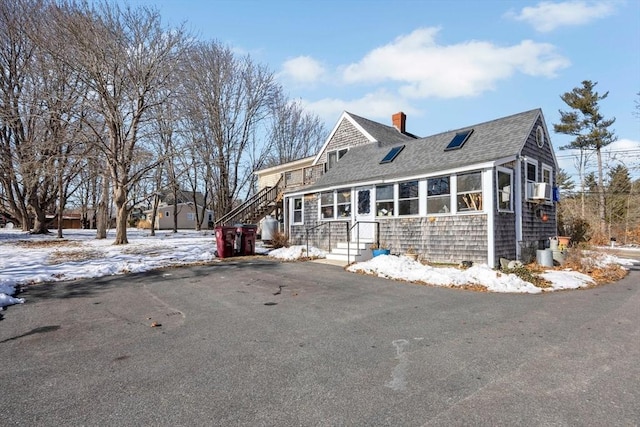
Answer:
xmin=457 ymin=172 xmax=482 ymax=211
xmin=320 ymin=192 xmax=334 ymax=219
xmin=186 ymin=212 xmax=196 ymax=221
xmin=398 ymin=181 xmax=419 ymax=215
xmin=320 ymin=189 xmax=350 ymax=219
xmin=325 ymin=148 xmax=348 ymax=172
xmin=497 ymin=169 xmax=513 ymax=211
xmin=427 ymin=176 xmax=450 ymax=214
xmin=536 ymin=125 xmax=545 ymax=148
xmin=526 ymin=160 xmax=537 ymax=183
xmin=337 ymin=189 xmax=351 ymax=217
xmin=292 ymin=197 xmax=303 ymax=224
xmin=376 ymin=184 xmax=394 ymax=216
xmin=541 ymin=164 xmax=553 ymax=201
xmin=542 ymin=164 xmax=552 ymax=186
xmin=165 ymin=211 xmax=170 ymax=217
xmin=380 ymin=145 xmax=405 ymax=164
xmin=357 ymin=189 xmax=370 ymax=215
xmin=445 ymin=129 xmax=473 ymax=151
xmin=526 ymin=159 xmax=538 ymax=199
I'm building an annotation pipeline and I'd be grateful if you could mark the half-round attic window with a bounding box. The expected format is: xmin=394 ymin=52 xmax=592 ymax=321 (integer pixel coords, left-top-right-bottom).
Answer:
xmin=536 ymin=125 xmax=545 ymax=148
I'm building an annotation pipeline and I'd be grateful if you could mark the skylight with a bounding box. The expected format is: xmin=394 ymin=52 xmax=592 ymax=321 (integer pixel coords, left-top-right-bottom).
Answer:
xmin=380 ymin=145 xmax=405 ymax=164
xmin=445 ymin=129 xmax=474 ymax=151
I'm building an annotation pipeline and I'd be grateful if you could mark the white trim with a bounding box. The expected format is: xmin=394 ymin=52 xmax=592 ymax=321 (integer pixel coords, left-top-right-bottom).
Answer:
xmin=484 ymin=169 xmax=495 ymax=267
xmin=515 ymin=158 xmax=523 ymax=259
xmin=525 ymin=158 xmax=538 ymax=200
xmin=255 ymin=156 xmax=314 ymax=176
xmin=283 ymin=196 xmax=289 ymax=236
xmin=418 ymin=180 xmax=427 ymax=216
xmin=374 ymin=183 xmax=396 ymax=218
xmin=455 ymin=171 xmax=484 ymax=213
xmin=290 ymin=196 xmax=304 ymax=225
xmin=496 ymin=166 xmax=514 ymax=212
xmin=285 ymin=158 xmax=515 ymax=198
xmin=318 ymin=188 xmax=352 ymax=221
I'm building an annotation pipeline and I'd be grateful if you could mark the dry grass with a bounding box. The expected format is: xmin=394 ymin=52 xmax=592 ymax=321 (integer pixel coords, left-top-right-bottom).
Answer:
xmin=48 ymin=249 xmax=102 ymax=264
xmin=501 ymin=264 xmax=553 ymax=289
xmin=121 ymin=245 xmax=170 ymax=256
xmin=16 ymin=239 xmax=81 ymax=248
xmin=560 ymin=247 xmax=628 ymax=285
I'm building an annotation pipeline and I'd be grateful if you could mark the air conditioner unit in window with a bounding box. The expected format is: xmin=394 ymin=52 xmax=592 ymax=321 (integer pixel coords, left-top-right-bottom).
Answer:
xmin=529 ymin=182 xmax=551 ymax=200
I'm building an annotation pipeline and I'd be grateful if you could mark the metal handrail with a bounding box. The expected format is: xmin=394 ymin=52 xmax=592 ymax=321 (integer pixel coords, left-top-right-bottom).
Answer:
xmin=349 ymin=221 xmax=380 ymax=263
xmin=304 ymin=220 xmax=379 ymax=264
xmin=305 ymin=220 xmax=349 ymax=260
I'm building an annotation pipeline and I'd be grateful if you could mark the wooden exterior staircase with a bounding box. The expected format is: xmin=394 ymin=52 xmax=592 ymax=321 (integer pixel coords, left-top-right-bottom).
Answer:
xmin=214 ymin=177 xmax=283 ymax=226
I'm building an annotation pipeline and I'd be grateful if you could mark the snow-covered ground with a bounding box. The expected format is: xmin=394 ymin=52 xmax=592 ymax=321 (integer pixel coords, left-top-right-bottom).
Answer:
xmin=0 ymin=228 xmax=638 ymax=310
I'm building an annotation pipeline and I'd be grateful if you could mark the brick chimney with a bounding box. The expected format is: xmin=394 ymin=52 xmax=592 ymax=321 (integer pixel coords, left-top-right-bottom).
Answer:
xmin=392 ymin=112 xmax=406 ymax=133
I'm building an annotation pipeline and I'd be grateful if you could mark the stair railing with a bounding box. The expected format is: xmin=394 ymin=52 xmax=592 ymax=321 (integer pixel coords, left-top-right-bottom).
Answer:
xmin=305 ymin=220 xmax=350 ymax=260
xmin=349 ymin=221 xmax=380 ymax=263
xmin=215 ymin=176 xmax=283 ymax=226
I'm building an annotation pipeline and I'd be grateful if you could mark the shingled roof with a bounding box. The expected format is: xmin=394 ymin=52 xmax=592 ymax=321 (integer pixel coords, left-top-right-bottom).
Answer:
xmin=348 ymin=112 xmax=420 ymax=143
xmin=305 ymin=108 xmax=541 ymax=191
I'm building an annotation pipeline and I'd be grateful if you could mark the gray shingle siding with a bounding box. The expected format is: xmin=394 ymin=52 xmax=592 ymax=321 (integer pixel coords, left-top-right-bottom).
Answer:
xmin=377 ymin=216 xmax=488 ymax=264
xmin=520 ymin=116 xmax=557 ymax=248
xmin=495 ymin=212 xmax=517 ymax=261
xmin=316 ymin=119 xmax=369 ymax=165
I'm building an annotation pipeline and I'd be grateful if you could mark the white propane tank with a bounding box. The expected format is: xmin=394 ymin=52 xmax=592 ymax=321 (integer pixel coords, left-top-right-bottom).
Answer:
xmin=261 ymin=215 xmax=278 ymax=241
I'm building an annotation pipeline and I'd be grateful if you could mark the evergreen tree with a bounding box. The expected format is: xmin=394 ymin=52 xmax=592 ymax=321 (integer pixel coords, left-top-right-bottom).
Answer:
xmin=554 ymin=80 xmax=617 ymax=235
xmin=556 ymin=168 xmax=575 ymax=193
xmin=607 ymin=164 xmax=631 ymax=226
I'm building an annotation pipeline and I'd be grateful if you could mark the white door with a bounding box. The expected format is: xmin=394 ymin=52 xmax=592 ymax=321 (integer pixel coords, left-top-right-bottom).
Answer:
xmin=353 ymin=186 xmax=375 ymax=243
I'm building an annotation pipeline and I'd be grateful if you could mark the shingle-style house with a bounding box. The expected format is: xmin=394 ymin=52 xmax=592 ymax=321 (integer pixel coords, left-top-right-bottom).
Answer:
xmin=221 ymin=109 xmax=558 ymax=267
xmin=144 ymin=203 xmax=214 ymax=230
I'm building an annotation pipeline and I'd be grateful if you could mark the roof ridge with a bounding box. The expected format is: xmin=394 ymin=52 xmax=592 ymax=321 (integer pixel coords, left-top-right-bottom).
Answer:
xmin=346 ymin=111 xmax=420 ymax=139
xmin=417 ymin=108 xmax=540 ymax=140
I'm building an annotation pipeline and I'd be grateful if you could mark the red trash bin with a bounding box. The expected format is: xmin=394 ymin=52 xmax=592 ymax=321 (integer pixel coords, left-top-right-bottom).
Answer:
xmin=236 ymin=224 xmax=257 ymax=256
xmin=215 ymin=226 xmax=237 ymax=258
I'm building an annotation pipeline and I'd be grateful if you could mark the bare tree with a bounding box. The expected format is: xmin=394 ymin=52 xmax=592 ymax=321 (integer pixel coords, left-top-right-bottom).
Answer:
xmin=50 ymin=1 xmax=189 ymax=244
xmin=265 ymin=91 xmax=327 ymax=166
xmin=0 ymin=0 xmax=87 ymax=234
xmin=181 ymin=41 xmax=278 ymax=220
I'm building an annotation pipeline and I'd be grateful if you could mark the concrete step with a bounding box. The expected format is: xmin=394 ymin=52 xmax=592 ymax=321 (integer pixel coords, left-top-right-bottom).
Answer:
xmin=335 ymin=241 xmax=373 ymax=250
xmin=326 ymin=242 xmax=373 ymax=265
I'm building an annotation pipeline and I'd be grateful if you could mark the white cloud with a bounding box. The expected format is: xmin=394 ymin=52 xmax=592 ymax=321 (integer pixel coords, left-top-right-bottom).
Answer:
xmin=341 ymin=28 xmax=570 ymax=99
xmin=506 ymin=1 xmax=617 ymax=32
xmin=300 ymin=89 xmax=419 ymax=126
xmin=279 ymin=55 xmax=326 ymax=84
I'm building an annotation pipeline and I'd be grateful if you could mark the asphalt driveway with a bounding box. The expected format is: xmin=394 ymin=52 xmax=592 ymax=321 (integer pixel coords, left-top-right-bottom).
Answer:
xmin=1 ymin=258 xmax=638 ymax=426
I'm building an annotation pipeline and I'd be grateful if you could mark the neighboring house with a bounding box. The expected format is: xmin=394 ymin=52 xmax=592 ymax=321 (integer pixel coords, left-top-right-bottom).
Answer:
xmin=145 ymin=203 xmax=214 ymax=230
xmin=274 ymin=109 xmax=558 ymax=267
xmin=45 ymin=212 xmax=83 ymax=229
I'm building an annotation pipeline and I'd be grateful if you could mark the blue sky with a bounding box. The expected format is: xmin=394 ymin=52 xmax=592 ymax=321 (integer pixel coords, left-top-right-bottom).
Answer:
xmin=123 ymin=0 xmax=639 ymax=179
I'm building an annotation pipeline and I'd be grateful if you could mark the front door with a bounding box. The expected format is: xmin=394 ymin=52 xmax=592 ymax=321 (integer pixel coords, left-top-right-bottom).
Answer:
xmin=353 ymin=186 xmax=375 ymax=243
